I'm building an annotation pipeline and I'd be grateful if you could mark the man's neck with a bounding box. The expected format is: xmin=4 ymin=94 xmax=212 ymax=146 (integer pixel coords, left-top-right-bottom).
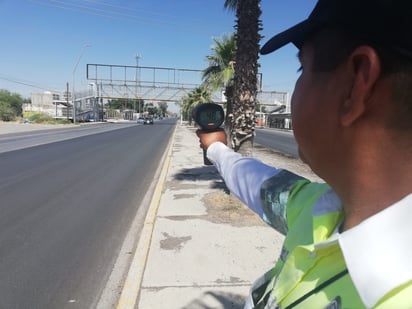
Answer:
xmin=339 ymin=160 xmax=412 ymax=231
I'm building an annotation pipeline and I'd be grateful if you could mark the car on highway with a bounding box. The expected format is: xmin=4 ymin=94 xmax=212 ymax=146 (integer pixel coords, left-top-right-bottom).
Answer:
xmin=143 ymin=117 xmax=154 ymax=125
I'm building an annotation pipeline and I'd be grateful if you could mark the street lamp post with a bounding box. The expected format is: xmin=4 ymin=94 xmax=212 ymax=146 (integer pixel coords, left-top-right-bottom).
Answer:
xmin=89 ymin=82 xmax=98 ymax=121
xmin=100 ymin=82 xmax=104 ymax=121
xmin=72 ymin=44 xmax=91 ymax=123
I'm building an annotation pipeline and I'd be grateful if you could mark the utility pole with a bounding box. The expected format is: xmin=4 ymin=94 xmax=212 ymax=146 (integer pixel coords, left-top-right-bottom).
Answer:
xmin=135 ymin=53 xmax=141 ymax=114
xmin=66 ymin=82 xmax=69 ymax=120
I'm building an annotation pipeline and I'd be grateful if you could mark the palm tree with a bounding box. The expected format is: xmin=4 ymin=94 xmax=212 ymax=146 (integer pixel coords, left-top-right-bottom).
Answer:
xmin=181 ymin=86 xmax=211 ymax=125
xmin=202 ymin=34 xmax=236 ymax=90
xmin=224 ymin=0 xmax=262 ymax=155
xmin=202 ymin=34 xmax=236 ymax=142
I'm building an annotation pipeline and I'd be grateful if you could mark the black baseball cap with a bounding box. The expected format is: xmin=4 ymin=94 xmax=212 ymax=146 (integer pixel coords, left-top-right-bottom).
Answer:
xmin=260 ymin=0 xmax=412 ymax=58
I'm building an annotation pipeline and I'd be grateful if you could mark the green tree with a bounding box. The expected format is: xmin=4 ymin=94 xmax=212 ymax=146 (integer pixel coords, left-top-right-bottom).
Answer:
xmin=0 ymin=89 xmax=24 ymax=121
xmin=202 ymin=34 xmax=236 ymax=140
xmin=157 ymin=102 xmax=168 ymax=117
xmin=202 ymin=34 xmax=236 ymax=91
xmin=224 ymin=0 xmax=262 ymax=155
xmin=181 ymin=87 xmax=211 ymax=124
xmin=134 ymin=99 xmax=145 ymax=113
xmin=107 ymin=98 xmax=144 ymax=111
xmin=146 ymin=105 xmax=158 ymax=116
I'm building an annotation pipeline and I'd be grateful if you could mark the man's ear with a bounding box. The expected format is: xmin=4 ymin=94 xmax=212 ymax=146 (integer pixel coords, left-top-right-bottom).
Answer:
xmin=340 ymin=46 xmax=381 ymax=126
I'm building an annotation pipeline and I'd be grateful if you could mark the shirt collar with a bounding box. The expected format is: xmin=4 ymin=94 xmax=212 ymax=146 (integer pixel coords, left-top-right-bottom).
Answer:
xmin=338 ymin=193 xmax=412 ymax=308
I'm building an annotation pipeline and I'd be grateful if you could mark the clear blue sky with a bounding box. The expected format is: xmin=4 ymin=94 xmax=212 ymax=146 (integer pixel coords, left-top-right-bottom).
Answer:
xmin=0 ymin=0 xmax=317 ymax=102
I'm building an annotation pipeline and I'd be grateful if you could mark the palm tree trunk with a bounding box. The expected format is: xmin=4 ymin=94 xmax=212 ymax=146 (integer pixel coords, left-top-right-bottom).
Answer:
xmin=224 ymin=81 xmax=234 ymax=147
xmin=231 ymin=0 xmax=261 ymax=156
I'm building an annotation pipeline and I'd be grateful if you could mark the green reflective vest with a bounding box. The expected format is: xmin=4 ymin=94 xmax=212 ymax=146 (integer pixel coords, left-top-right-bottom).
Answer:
xmin=251 ymin=171 xmax=412 ymax=308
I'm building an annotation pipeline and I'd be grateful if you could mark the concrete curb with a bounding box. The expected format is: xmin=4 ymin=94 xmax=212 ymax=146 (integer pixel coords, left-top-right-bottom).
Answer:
xmin=116 ymin=125 xmax=176 ymax=309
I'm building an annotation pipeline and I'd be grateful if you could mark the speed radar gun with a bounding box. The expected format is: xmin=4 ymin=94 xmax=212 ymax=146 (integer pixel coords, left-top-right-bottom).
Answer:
xmin=192 ymin=103 xmax=225 ymax=165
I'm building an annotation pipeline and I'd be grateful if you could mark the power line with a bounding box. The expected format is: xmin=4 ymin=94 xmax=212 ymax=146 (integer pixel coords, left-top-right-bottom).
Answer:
xmin=79 ymin=0 xmax=229 ymax=26
xmin=28 ymin=0 xmax=229 ymax=33
xmin=0 ymin=74 xmax=58 ymax=93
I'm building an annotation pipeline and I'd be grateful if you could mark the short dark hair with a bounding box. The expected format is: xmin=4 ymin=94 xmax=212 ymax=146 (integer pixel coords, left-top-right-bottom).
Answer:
xmin=309 ymin=27 xmax=412 ymax=131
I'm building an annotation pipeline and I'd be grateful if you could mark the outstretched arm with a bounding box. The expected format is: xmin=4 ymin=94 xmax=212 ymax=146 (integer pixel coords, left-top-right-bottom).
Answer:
xmin=196 ymin=129 xmax=281 ymax=217
xmin=207 ymin=141 xmax=281 ymax=218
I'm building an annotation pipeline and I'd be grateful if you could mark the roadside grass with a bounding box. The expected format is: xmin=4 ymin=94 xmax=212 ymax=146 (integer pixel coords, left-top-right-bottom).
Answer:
xmin=23 ymin=112 xmax=72 ymax=125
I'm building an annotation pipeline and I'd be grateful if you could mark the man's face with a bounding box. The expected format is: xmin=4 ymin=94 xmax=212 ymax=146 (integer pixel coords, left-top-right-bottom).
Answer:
xmin=290 ymin=40 xmax=347 ymax=179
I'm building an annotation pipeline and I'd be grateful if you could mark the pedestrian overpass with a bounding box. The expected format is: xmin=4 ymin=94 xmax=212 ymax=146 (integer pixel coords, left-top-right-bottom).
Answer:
xmin=85 ymin=63 xmax=288 ymax=110
xmin=56 ymin=64 xmax=289 ymax=123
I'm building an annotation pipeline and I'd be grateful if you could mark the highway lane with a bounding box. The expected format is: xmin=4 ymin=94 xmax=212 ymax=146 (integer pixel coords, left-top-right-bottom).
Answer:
xmin=255 ymin=128 xmax=299 ymax=158
xmin=0 ymin=119 xmax=176 ymax=308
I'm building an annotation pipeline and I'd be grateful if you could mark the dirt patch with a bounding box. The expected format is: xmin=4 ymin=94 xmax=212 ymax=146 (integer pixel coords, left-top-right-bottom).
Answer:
xmin=202 ymin=191 xmax=265 ymax=227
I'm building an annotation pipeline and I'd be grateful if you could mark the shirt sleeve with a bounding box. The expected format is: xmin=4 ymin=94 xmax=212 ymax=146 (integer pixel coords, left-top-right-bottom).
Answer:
xmin=207 ymin=142 xmax=283 ymax=218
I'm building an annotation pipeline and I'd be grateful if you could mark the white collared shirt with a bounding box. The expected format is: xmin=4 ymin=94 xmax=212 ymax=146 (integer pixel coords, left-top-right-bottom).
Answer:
xmin=339 ymin=194 xmax=412 ymax=307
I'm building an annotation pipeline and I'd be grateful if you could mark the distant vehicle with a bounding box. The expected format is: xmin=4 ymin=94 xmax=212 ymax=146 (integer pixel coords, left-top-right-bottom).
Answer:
xmin=143 ymin=117 xmax=154 ymax=125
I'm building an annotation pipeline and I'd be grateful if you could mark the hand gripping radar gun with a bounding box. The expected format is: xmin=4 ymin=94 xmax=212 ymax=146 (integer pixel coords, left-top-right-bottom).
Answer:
xmin=192 ymin=103 xmax=225 ymax=165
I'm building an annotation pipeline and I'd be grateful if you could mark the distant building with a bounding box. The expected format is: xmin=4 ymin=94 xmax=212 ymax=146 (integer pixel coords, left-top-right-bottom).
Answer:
xmin=23 ymin=91 xmax=71 ymax=118
xmin=24 ymin=91 xmax=98 ymax=121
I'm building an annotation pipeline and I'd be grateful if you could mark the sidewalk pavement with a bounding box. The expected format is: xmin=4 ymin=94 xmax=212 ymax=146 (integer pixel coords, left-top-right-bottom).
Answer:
xmin=118 ymin=123 xmax=322 ymax=309
xmin=0 ymin=122 xmax=76 ymax=134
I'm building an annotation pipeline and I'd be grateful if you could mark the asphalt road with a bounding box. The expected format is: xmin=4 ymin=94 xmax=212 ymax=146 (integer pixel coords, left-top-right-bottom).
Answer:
xmin=0 ymin=123 xmax=135 ymax=154
xmin=0 ymin=119 xmax=176 ymax=309
xmin=255 ymin=128 xmax=298 ymax=158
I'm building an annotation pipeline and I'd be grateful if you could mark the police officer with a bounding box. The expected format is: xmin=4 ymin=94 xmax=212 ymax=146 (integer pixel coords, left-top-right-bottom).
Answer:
xmin=197 ymin=0 xmax=412 ymax=307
